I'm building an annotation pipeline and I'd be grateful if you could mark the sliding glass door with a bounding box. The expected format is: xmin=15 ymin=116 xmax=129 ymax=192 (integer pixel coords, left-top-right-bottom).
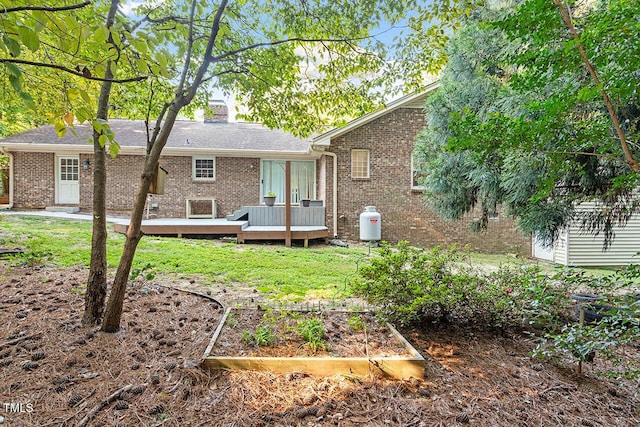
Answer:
xmin=261 ymin=160 xmax=315 ymax=204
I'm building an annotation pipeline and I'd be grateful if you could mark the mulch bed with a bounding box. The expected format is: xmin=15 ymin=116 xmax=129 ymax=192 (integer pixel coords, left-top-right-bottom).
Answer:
xmin=0 ymin=263 xmax=638 ymax=426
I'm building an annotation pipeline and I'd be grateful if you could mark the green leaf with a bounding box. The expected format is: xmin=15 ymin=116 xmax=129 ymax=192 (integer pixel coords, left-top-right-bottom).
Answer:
xmin=54 ymin=121 xmax=67 ymax=138
xmin=79 ymin=89 xmax=92 ymax=105
xmin=75 ymin=107 xmax=93 ymax=124
xmin=2 ymin=35 xmax=21 ymax=57
xmin=17 ymin=25 xmax=40 ymax=52
xmin=18 ymin=91 xmax=34 ymax=107
xmin=98 ymin=134 xmax=108 ymax=147
xmin=108 ymin=140 xmax=120 ymax=158
xmin=66 ymin=88 xmax=79 ymax=100
xmin=131 ymin=38 xmax=148 ymax=54
xmin=8 ymin=74 xmax=22 ymax=92
xmin=136 ymin=58 xmax=149 ymax=74
xmin=5 ymin=63 xmax=22 ymax=77
xmin=95 ymin=25 xmax=110 ymax=43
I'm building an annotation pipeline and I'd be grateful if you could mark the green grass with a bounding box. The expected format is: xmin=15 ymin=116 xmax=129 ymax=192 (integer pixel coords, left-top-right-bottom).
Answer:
xmin=0 ymin=214 xmax=368 ymax=299
xmin=0 ymin=214 xmax=621 ymax=300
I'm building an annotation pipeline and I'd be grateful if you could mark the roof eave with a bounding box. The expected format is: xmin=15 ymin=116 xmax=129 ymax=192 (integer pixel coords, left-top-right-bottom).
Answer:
xmin=0 ymin=143 xmax=319 ymax=160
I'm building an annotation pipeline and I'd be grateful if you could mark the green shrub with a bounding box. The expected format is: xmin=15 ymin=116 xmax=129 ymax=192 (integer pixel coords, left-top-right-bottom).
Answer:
xmin=350 ymin=242 xmax=517 ymax=327
xmin=488 ymin=265 xmax=575 ymax=332
xmin=533 ymin=265 xmax=640 ymax=378
xmin=350 ymin=241 xmax=576 ymax=329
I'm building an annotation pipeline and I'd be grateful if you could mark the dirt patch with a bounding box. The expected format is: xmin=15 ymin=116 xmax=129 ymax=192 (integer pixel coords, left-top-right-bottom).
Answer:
xmin=0 ymin=263 xmax=639 ymax=426
xmin=213 ymin=309 xmax=411 ymax=358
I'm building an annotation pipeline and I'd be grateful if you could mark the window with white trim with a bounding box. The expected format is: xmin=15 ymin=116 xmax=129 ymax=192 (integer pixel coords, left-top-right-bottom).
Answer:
xmin=351 ymin=149 xmax=369 ymax=179
xmin=192 ymin=157 xmax=215 ymax=180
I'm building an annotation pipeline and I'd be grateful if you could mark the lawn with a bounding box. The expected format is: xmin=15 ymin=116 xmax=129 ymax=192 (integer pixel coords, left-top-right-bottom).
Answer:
xmin=0 ymin=213 xmax=619 ymax=301
xmin=0 ymin=214 xmax=372 ymax=301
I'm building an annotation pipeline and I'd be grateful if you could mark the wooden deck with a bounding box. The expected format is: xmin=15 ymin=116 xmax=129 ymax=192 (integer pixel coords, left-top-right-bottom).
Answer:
xmin=113 ymin=218 xmax=329 ymax=247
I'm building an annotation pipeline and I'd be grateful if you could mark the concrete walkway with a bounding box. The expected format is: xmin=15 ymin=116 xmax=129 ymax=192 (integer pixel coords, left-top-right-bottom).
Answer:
xmin=0 ymin=209 xmax=128 ymax=225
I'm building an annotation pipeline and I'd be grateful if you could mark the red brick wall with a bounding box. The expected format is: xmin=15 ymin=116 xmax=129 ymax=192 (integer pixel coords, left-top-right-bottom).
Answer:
xmin=325 ymin=108 xmax=531 ymax=255
xmin=78 ymin=154 xmax=261 ymax=217
xmin=12 ymin=152 xmax=55 ymax=208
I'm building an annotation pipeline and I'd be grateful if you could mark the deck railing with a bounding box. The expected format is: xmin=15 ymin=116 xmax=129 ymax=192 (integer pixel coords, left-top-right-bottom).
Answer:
xmin=239 ymin=206 xmax=325 ymax=227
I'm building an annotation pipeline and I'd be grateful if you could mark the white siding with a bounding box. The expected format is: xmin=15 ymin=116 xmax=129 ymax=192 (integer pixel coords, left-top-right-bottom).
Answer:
xmin=554 ymin=229 xmax=569 ymax=266
xmin=565 ymin=212 xmax=640 ymax=267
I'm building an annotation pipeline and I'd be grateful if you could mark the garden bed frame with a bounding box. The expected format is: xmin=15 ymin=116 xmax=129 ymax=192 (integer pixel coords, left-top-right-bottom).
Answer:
xmin=201 ymin=308 xmax=425 ymax=380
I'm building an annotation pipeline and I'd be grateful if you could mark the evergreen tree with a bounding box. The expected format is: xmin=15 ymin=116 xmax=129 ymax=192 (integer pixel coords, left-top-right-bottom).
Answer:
xmin=415 ymin=0 xmax=640 ymax=246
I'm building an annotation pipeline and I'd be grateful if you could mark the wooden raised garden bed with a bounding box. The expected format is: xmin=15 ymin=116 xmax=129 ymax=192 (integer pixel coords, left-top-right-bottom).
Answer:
xmin=201 ymin=308 xmax=425 ymax=380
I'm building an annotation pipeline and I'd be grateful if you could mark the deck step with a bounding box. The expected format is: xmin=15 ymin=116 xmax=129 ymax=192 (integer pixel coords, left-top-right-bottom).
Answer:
xmin=226 ymin=207 xmax=249 ymax=221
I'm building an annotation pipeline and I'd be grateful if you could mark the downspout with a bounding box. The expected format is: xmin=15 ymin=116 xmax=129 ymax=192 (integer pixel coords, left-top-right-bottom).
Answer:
xmin=313 ymin=148 xmax=338 ymax=238
xmin=0 ymin=150 xmax=13 ymax=210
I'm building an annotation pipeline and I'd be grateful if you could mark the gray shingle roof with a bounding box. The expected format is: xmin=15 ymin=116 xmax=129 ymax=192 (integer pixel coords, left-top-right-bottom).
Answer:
xmin=0 ymin=119 xmax=311 ymax=154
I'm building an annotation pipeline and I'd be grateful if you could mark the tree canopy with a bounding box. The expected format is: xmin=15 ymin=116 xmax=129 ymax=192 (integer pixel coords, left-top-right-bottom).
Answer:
xmin=415 ymin=0 xmax=640 ymax=246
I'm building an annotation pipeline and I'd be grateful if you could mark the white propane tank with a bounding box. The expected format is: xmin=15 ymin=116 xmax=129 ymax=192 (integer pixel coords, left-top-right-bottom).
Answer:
xmin=359 ymin=206 xmax=381 ymax=241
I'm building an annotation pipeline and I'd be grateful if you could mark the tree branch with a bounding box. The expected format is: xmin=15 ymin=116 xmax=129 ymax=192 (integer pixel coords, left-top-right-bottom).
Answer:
xmin=1 ymin=1 xmax=91 ymax=14
xmin=184 ymin=0 xmax=228 ymax=104
xmin=210 ymin=35 xmax=373 ymax=63
xmin=0 ymin=58 xmax=147 ymax=83
xmin=175 ymin=0 xmax=198 ymax=100
xmin=553 ymin=0 xmax=639 ymax=173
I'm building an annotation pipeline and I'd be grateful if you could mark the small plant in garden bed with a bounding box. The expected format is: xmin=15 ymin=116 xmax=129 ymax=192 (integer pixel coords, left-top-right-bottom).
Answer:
xmin=242 ymin=325 xmax=277 ymax=347
xmin=347 ymin=314 xmax=366 ymax=332
xmin=225 ymin=311 xmax=238 ymax=327
xmin=294 ymin=318 xmax=328 ymax=354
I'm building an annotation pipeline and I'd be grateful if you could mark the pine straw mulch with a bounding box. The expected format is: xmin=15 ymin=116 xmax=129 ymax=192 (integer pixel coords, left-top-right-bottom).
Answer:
xmin=0 ymin=262 xmax=639 ymax=427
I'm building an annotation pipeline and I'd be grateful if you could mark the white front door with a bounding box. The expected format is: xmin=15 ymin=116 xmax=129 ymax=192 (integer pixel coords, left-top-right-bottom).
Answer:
xmin=56 ymin=156 xmax=80 ymax=204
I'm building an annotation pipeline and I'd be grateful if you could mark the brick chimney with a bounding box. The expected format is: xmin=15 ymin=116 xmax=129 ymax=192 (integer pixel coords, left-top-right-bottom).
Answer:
xmin=204 ymin=100 xmax=228 ymax=123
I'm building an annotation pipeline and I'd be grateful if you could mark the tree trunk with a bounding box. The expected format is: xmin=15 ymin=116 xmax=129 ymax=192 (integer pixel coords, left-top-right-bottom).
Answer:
xmin=81 ymin=0 xmax=119 ymax=326
xmin=101 ymin=106 xmax=181 ymax=332
xmin=81 ymin=139 xmax=107 ymax=325
xmin=101 ymin=0 xmax=228 ymax=332
xmin=553 ymin=0 xmax=639 ymax=173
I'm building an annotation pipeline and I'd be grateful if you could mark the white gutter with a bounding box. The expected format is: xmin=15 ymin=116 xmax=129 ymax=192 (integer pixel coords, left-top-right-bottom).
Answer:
xmin=313 ymin=148 xmax=338 ymax=238
xmin=0 ymin=143 xmax=320 ymax=160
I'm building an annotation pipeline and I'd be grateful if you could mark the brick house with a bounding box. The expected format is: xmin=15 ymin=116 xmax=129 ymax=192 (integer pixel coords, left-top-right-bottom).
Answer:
xmin=0 ymin=103 xmax=320 ymax=219
xmin=312 ymin=84 xmax=531 ymax=255
xmin=0 ymin=90 xmax=531 ymax=254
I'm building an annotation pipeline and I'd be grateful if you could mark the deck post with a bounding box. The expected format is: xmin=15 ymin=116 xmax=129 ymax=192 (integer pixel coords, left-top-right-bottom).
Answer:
xmin=285 ymin=161 xmax=292 ymax=247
